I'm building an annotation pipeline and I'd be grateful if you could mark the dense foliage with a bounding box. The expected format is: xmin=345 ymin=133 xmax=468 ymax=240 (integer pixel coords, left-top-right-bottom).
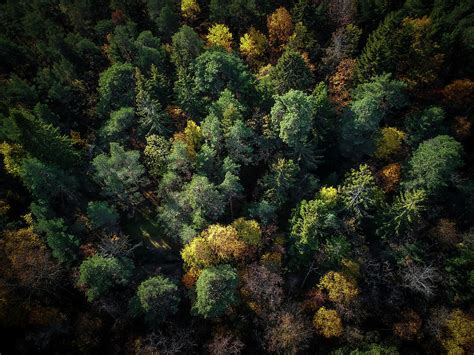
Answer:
xmin=1 ymin=0 xmax=473 ymax=353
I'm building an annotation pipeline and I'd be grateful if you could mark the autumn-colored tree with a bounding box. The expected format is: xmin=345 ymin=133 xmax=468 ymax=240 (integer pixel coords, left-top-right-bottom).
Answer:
xmin=374 ymin=127 xmax=406 ymax=160
xmin=231 ymin=218 xmax=262 ymax=247
xmin=328 ymin=58 xmax=356 ymax=110
xmin=265 ymin=307 xmax=312 ymax=354
xmin=207 ymin=24 xmax=233 ymax=52
xmin=442 ymin=309 xmax=474 ymax=354
xmin=442 ymin=79 xmax=474 ymax=110
xmin=318 ymin=271 xmax=358 ymax=305
xmin=267 ymin=7 xmax=293 ymax=50
xmin=378 ymin=163 xmax=401 ymax=193
xmin=313 ymin=307 xmax=343 ymax=338
xmin=0 ymin=142 xmax=26 ymax=176
xmin=393 ymin=309 xmax=422 ymax=340
xmin=181 ymin=0 xmax=200 ymax=21
xmin=207 ymin=329 xmax=244 ymax=355
xmin=205 ymin=224 xmax=247 ymax=263
xmin=239 ymin=27 xmax=267 ymax=67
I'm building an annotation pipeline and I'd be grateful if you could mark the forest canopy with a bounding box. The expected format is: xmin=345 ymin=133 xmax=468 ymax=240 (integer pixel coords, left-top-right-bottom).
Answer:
xmin=0 ymin=0 xmax=473 ymax=354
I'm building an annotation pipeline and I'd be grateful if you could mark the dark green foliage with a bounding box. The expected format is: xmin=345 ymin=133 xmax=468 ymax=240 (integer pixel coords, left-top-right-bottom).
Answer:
xmin=100 ymin=107 xmax=134 ymax=145
xmin=36 ymin=217 xmax=79 ymax=264
xmin=5 ymin=109 xmax=80 ymax=168
xmin=78 ymin=255 xmax=134 ymax=301
xmin=340 ymin=74 xmax=407 ymax=159
xmin=92 ymin=143 xmax=150 ymax=211
xmin=405 ymin=106 xmax=445 ymax=147
xmin=404 ymin=135 xmax=463 ymax=194
xmin=130 ymin=275 xmax=180 ymax=325
xmin=270 ymin=49 xmax=314 ymax=95
xmin=87 ymin=201 xmax=120 ymax=231
xmin=97 ymin=63 xmax=135 ymax=116
xmin=194 ymin=264 xmax=238 ymax=318
xmin=171 ymin=25 xmax=204 ymax=70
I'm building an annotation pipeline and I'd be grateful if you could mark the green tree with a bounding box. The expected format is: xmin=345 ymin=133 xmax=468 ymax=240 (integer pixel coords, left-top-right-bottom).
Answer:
xmin=19 ymin=158 xmax=77 ymax=203
xmin=354 ymin=13 xmax=400 ymax=83
xmin=35 ymin=217 xmax=79 ymax=264
xmin=171 ymin=25 xmax=204 ymax=70
xmin=270 ymin=90 xmax=315 ymax=151
xmin=78 ymin=255 xmax=134 ymax=301
xmin=100 ymin=107 xmax=134 ymax=145
xmin=404 ymin=135 xmax=463 ymax=194
xmin=270 ymin=49 xmax=313 ymax=94
xmin=134 ymin=31 xmax=167 ymax=73
xmin=191 ymin=49 xmax=255 ymax=112
xmin=340 ymin=164 xmax=384 ymax=219
xmin=5 ymin=109 xmax=80 ymax=168
xmin=193 ymin=264 xmax=238 ymax=318
xmin=377 ymin=190 xmax=427 ymax=238
xmin=404 ymin=106 xmax=445 ymax=147
xmin=130 ymin=275 xmax=180 ymax=325
xmin=340 ymin=74 xmax=407 ymax=159
xmin=97 ymin=63 xmax=135 ymax=116
xmin=87 ymin=201 xmax=120 ymax=231
xmin=92 ymin=143 xmax=150 ymax=211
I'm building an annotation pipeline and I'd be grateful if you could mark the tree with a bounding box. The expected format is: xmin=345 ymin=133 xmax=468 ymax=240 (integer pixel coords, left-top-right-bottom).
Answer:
xmin=100 ymin=107 xmax=134 ymax=145
xmin=131 ymin=276 xmax=179 ymax=325
xmin=270 ymin=90 xmax=315 ymax=150
xmin=377 ymin=190 xmax=426 ymax=238
xmin=193 ymin=264 xmax=238 ymax=318
xmin=239 ymin=27 xmax=267 ymax=67
xmin=209 ymin=0 xmax=258 ymax=30
xmin=97 ymin=63 xmax=135 ymax=116
xmin=144 ymin=134 xmax=170 ymax=179
xmin=231 ymin=218 xmax=262 ymax=247
xmin=78 ymin=255 xmax=134 ymax=302
xmin=354 ymin=13 xmax=399 ymax=83
xmin=340 ymin=74 xmax=407 ymax=159
xmin=181 ymin=0 xmax=200 ymax=21
xmin=267 ymin=7 xmax=293 ymax=49
xmin=92 ymin=143 xmax=150 ymax=211
xmin=318 ymin=271 xmax=358 ymax=304
xmin=322 ymin=24 xmax=361 ymax=74
xmin=35 ymin=217 xmax=79 ymax=264
xmin=442 ymin=309 xmax=474 ymax=354
xmin=171 ymin=25 xmax=204 ymax=70
xmin=265 ymin=307 xmax=312 ymax=354
xmin=207 ymin=24 xmax=233 ymax=52
xmin=0 ymin=142 xmax=26 ymax=177
xmin=191 ymin=49 xmax=255 ymax=111
xmin=313 ymin=307 xmax=343 ymax=338
xmin=373 ymin=127 xmax=405 ymax=160
xmin=87 ymin=201 xmax=119 ymax=231
xmin=290 ymin=192 xmax=340 ymax=261
xmin=339 ymin=164 xmax=383 ymax=219
xmin=19 ymin=158 xmax=77 ymax=203
xmin=134 ymin=31 xmax=167 ymax=73
xmin=270 ymin=49 xmax=314 ymax=94
xmin=5 ymin=109 xmax=79 ymax=168
xmin=404 ymin=106 xmax=445 ymax=147
xmin=241 ymin=263 xmax=283 ymax=312
xmin=404 ymin=135 xmax=463 ymax=194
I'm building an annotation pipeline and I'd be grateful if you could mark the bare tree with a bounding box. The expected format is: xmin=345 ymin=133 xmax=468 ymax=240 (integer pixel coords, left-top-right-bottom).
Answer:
xmin=401 ymin=263 xmax=439 ymax=298
xmin=208 ymin=330 xmax=244 ymax=355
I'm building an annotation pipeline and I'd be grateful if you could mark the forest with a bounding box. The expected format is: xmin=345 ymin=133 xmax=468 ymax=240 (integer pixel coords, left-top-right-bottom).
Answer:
xmin=0 ymin=0 xmax=473 ymax=353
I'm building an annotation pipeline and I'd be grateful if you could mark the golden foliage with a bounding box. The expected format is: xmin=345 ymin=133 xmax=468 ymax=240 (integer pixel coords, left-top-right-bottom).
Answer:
xmin=378 ymin=163 xmax=401 ymax=193
xmin=318 ymin=186 xmax=338 ymax=207
xmin=232 ymin=218 xmax=262 ymax=247
xmin=207 ymin=24 xmax=233 ymax=52
xmin=313 ymin=307 xmax=343 ymax=338
xmin=0 ymin=142 xmax=26 ymax=176
xmin=374 ymin=127 xmax=405 ymax=160
xmin=181 ymin=0 xmax=200 ymax=21
xmin=318 ymin=271 xmax=359 ymax=305
xmin=267 ymin=7 xmax=293 ymax=47
xmin=173 ymin=120 xmax=202 ymax=157
xmin=239 ymin=27 xmax=267 ymax=66
xmin=442 ymin=309 xmax=474 ymax=355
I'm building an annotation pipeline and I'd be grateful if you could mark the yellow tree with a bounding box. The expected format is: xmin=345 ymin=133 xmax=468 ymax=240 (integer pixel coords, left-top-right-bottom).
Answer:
xmin=181 ymin=0 xmax=200 ymax=21
xmin=374 ymin=127 xmax=405 ymax=160
xmin=231 ymin=218 xmax=262 ymax=247
xmin=313 ymin=307 xmax=343 ymax=338
xmin=267 ymin=7 xmax=293 ymax=50
xmin=318 ymin=271 xmax=359 ymax=305
xmin=442 ymin=309 xmax=474 ymax=354
xmin=207 ymin=24 xmax=233 ymax=52
xmin=0 ymin=142 xmax=26 ymax=176
xmin=239 ymin=27 xmax=267 ymax=67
